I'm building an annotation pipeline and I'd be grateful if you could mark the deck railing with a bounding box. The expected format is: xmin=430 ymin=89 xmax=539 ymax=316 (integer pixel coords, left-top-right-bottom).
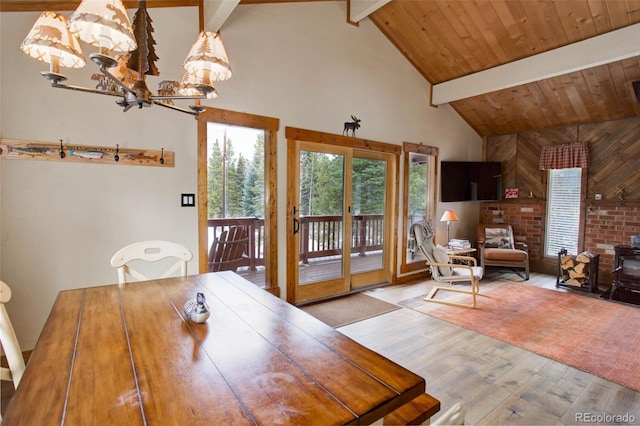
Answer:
xmin=208 ymin=214 xmax=384 ymax=269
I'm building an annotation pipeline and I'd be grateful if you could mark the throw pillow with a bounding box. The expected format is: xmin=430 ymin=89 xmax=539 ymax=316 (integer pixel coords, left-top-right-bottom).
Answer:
xmin=433 ymin=245 xmax=452 ymax=276
xmin=484 ymin=227 xmax=512 ymax=249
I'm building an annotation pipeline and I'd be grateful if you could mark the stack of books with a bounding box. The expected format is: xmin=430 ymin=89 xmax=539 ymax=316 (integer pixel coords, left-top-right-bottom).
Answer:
xmin=449 ymin=239 xmax=471 ymax=249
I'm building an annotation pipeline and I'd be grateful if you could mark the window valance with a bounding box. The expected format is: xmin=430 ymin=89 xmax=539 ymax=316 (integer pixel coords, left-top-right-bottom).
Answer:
xmin=539 ymin=141 xmax=590 ymax=170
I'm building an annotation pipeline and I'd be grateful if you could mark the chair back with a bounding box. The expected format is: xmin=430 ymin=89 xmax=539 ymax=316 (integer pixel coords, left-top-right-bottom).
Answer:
xmin=208 ymin=226 xmax=249 ymax=272
xmin=0 ymin=281 xmax=26 ymax=419
xmin=432 ymin=402 xmax=466 ymax=425
xmin=110 ymin=240 xmax=193 ymax=286
xmin=410 ymin=221 xmax=443 ymax=279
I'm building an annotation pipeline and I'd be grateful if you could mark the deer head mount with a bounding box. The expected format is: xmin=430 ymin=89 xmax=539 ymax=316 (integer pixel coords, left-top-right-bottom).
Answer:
xmin=343 ymin=115 xmax=361 ymax=137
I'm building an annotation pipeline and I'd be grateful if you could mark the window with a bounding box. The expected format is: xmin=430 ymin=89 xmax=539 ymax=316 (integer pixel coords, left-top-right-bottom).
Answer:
xmin=197 ymin=107 xmax=280 ymax=296
xmin=401 ymin=143 xmax=438 ymax=273
xmin=545 ymin=168 xmax=582 ymax=256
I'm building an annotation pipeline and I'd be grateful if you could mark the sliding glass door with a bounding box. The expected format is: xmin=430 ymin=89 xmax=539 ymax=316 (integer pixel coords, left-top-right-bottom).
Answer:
xmin=287 ymin=139 xmax=393 ymax=304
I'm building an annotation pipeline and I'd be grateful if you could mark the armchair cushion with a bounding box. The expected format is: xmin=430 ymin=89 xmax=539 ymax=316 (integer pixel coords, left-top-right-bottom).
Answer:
xmin=433 ymin=245 xmax=452 ymax=276
xmin=484 ymin=227 xmax=513 ymax=249
xmin=484 ymin=248 xmax=528 ymax=262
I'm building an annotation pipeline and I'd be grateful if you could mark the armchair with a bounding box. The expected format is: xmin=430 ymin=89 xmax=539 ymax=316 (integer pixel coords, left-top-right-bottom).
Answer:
xmin=476 ymin=224 xmax=529 ymax=280
xmin=411 ymin=221 xmax=484 ymax=308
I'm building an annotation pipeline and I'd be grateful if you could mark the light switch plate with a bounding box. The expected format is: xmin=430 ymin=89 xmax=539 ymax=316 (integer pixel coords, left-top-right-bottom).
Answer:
xmin=181 ymin=193 xmax=195 ymax=207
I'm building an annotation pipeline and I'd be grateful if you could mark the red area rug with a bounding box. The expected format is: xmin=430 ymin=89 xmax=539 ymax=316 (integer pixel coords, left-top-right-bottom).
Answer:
xmin=425 ymin=283 xmax=640 ymax=391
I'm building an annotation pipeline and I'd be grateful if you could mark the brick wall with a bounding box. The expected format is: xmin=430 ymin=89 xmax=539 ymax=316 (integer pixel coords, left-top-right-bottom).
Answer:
xmin=584 ymin=202 xmax=640 ymax=274
xmin=481 ymin=200 xmax=640 ymax=284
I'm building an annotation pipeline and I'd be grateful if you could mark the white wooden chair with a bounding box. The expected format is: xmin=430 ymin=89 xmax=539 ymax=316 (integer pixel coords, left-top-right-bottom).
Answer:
xmin=0 ymin=281 xmax=26 ymax=420
xmin=411 ymin=221 xmax=483 ymax=308
xmin=110 ymin=240 xmax=193 ymax=286
xmin=432 ymin=402 xmax=466 ymax=425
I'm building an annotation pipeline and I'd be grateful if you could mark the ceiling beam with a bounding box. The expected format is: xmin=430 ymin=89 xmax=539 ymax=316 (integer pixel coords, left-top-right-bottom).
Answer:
xmin=205 ymin=0 xmax=240 ymax=32
xmin=349 ymin=0 xmax=390 ymax=23
xmin=431 ymin=23 xmax=640 ymax=105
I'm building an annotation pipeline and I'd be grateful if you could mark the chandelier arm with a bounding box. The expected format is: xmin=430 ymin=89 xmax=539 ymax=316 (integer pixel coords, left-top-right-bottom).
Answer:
xmin=151 ymin=99 xmax=199 ymax=116
xmin=49 ymin=81 xmax=125 ymax=98
xmin=151 ymin=95 xmax=206 ymax=101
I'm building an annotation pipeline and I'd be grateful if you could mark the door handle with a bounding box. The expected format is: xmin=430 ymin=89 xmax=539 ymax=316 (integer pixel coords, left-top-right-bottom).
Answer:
xmin=293 ymin=206 xmax=300 ymax=234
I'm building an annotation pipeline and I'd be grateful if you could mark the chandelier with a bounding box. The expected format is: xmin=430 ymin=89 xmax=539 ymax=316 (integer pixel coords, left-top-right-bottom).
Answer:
xmin=19 ymin=0 xmax=231 ymax=116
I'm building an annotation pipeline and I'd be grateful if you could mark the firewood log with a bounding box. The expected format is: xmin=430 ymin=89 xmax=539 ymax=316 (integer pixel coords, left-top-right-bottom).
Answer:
xmin=574 ymin=263 xmax=586 ymax=274
xmin=569 ymin=270 xmax=586 ymax=279
xmin=562 ymin=256 xmax=574 ymax=269
xmin=576 ymin=253 xmax=591 ymax=263
xmin=566 ymin=278 xmax=582 ymax=286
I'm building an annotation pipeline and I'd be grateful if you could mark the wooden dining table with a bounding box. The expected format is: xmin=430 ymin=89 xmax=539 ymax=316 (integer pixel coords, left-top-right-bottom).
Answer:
xmin=3 ymin=271 xmax=431 ymax=425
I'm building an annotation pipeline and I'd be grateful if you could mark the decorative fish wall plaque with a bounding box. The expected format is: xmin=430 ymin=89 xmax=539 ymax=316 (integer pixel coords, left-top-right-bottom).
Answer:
xmin=0 ymin=138 xmax=173 ymax=167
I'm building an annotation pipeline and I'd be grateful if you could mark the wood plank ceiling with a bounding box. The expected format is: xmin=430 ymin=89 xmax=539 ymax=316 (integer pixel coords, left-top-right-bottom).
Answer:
xmin=3 ymin=0 xmax=640 ymax=137
xmin=369 ymin=0 xmax=640 ymax=136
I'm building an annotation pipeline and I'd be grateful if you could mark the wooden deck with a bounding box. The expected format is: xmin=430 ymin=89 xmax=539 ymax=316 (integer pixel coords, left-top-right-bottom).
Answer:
xmin=237 ymin=251 xmax=386 ymax=288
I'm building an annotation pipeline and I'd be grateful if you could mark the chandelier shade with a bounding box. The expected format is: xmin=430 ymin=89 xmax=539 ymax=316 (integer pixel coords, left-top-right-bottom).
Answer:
xmin=20 ymin=0 xmax=232 ymax=116
xmin=68 ymin=0 xmax=136 ymax=54
xmin=179 ymin=72 xmax=218 ymax=99
xmin=20 ymin=12 xmax=86 ymax=71
xmin=183 ymin=31 xmax=232 ymax=81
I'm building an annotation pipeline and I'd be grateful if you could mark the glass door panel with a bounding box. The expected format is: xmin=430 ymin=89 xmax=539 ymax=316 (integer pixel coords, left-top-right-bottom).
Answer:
xmin=289 ymin=141 xmax=351 ymax=303
xmin=350 ymin=156 xmax=386 ymax=274
xmin=299 ymin=149 xmax=345 ymax=284
xmin=350 ymin=150 xmax=393 ymax=289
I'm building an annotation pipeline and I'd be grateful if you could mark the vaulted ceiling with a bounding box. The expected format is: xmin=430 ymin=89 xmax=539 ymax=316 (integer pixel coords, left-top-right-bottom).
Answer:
xmin=3 ymin=0 xmax=640 ymax=137
xmin=368 ymin=0 xmax=640 ymax=136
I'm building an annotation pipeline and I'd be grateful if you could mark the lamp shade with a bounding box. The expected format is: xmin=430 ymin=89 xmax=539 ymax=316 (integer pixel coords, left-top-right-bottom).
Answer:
xmin=440 ymin=210 xmax=459 ymax=222
xmin=68 ymin=0 xmax=136 ymax=53
xmin=20 ymin=11 xmax=86 ymax=69
xmin=178 ymin=72 xmax=218 ymax=99
xmin=183 ymin=31 xmax=232 ymax=81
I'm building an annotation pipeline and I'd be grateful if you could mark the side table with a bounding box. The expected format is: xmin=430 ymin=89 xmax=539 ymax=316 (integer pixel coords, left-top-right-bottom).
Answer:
xmin=446 ymin=247 xmax=477 ymax=265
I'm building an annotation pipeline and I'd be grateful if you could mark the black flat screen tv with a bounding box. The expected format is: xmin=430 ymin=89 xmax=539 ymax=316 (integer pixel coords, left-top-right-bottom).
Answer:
xmin=441 ymin=161 xmax=502 ymax=202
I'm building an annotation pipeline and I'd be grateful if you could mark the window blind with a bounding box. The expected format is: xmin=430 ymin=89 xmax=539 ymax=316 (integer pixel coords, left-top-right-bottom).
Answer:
xmin=545 ymin=168 xmax=582 ymax=256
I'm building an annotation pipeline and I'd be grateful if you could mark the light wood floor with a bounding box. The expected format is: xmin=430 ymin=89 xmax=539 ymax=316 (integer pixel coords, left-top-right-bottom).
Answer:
xmin=339 ymin=271 xmax=640 ymax=425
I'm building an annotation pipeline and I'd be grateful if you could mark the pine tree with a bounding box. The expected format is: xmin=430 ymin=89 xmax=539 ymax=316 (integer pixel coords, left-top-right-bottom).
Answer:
xmin=227 ymin=155 xmax=247 ymax=217
xmin=207 ymin=141 xmax=223 ymax=218
xmin=242 ymin=135 xmax=265 ymax=217
xmin=299 ymin=151 xmax=315 ymax=216
xmin=312 ymin=154 xmax=344 ymax=215
xmin=409 ymin=160 xmax=427 ymax=217
xmin=353 ymin=158 xmax=385 ymax=214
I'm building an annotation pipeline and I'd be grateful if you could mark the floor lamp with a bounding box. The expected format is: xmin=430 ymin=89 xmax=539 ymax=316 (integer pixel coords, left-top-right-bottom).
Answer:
xmin=440 ymin=210 xmax=459 ymax=247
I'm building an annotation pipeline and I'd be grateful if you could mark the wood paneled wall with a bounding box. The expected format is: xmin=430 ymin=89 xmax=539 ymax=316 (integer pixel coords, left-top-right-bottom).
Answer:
xmin=484 ymin=115 xmax=640 ymax=284
xmin=486 ymin=115 xmax=640 ymax=202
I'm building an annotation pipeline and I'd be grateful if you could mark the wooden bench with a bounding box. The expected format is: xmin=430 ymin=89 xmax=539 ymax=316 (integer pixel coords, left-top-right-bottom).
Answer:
xmin=383 ymin=393 xmax=441 ymax=425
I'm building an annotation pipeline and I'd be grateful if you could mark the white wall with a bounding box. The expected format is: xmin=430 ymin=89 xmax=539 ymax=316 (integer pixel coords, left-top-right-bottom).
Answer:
xmin=0 ymin=2 xmax=481 ymax=349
